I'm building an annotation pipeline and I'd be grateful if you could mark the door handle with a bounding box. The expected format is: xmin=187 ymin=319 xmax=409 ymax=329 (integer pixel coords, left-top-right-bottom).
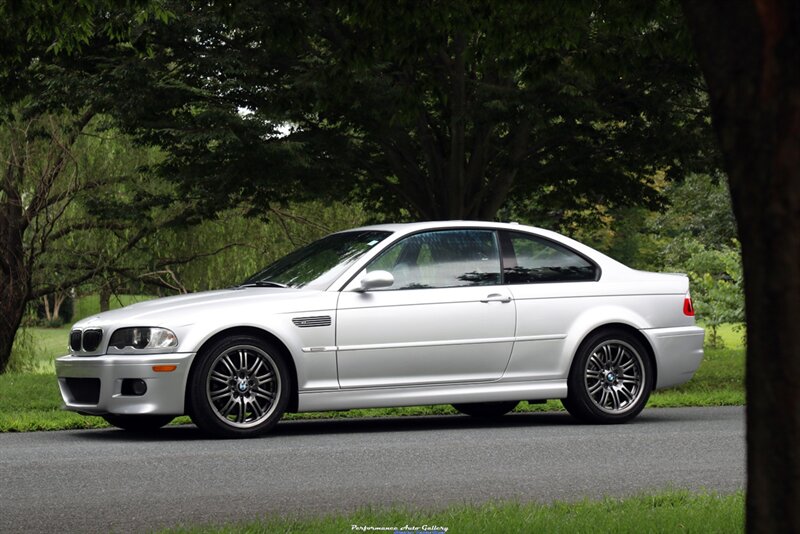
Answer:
xmin=481 ymin=294 xmax=512 ymax=303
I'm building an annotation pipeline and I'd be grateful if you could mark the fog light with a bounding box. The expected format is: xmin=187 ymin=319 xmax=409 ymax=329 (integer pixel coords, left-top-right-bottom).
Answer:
xmin=121 ymin=379 xmax=147 ymax=396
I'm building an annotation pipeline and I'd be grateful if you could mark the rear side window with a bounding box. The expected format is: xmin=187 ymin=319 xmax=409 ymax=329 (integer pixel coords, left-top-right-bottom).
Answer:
xmin=500 ymin=231 xmax=597 ymax=284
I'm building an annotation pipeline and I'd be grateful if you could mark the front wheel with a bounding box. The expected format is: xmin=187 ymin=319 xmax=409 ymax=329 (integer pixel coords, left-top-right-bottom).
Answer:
xmin=102 ymin=414 xmax=174 ymax=432
xmin=188 ymin=335 xmax=290 ymax=438
xmin=562 ymin=330 xmax=653 ymax=424
xmin=452 ymin=401 xmax=519 ymax=418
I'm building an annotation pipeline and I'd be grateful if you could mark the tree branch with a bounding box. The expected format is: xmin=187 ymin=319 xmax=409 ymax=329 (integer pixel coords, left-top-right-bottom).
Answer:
xmin=26 ymin=110 xmax=95 ymax=222
xmin=268 ymin=206 xmax=331 ymax=232
xmin=154 ymin=242 xmax=247 ymax=268
xmin=138 ymin=268 xmax=187 ymax=294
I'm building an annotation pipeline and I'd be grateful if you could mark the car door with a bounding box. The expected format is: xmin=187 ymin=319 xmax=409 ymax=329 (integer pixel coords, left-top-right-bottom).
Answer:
xmin=498 ymin=230 xmax=601 ymax=381
xmin=335 ymin=229 xmax=516 ymax=388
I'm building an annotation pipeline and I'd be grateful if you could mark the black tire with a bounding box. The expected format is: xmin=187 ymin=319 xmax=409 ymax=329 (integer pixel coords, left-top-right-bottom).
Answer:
xmin=188 ymin=335 xmax=290 ymax=438
xmin=452 ymin=400 xmax=519 ymax=418
xmin=102 ymin=414 xmax=174 ymax=432
xmin=563 ymin=329 xmax=654 ymax=424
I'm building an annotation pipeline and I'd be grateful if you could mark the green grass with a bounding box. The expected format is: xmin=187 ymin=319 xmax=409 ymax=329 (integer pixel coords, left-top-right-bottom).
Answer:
xmin=649 ymin=347 xmax=744 ymax=407
xmin=162 ymin=491 xmax=743 ymax=534
xmin=0 ymin=374 xmax=108 ymax=431
xmin=704 ymin=322 xmax=746 ymax=349
xmin=0 ymin=320 xmax=745 ymax=432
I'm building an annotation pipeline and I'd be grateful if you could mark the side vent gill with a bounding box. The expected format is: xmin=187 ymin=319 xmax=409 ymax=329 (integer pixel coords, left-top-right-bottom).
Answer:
xmin=292 ymin=316 xmax=332 ymax=328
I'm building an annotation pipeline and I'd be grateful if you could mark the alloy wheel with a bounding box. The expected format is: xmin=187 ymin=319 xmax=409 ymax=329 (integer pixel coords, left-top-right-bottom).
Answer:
xmin=205 ymin=344 xmax=281 ymax=428
xmin=584 ymin=340 xmax=645 ymax=414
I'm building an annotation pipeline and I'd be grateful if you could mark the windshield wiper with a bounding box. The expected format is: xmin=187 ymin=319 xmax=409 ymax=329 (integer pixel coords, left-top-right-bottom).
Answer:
xmin=235 ymin=280 xmax=289 ymax=289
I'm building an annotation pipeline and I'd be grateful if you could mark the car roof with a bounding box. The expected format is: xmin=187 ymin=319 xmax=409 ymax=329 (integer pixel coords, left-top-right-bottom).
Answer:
xmin=343 ymin=220 xmax=583 ymax=249
xmin=345 ymin=220 xmax=539 ymax=234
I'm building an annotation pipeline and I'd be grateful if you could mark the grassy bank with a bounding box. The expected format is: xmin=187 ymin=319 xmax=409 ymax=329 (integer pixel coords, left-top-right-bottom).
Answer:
xmin=0 ymin=323 xmax=744 ymax=432
xmin=162 ymin=491 xmax=743 ymax=533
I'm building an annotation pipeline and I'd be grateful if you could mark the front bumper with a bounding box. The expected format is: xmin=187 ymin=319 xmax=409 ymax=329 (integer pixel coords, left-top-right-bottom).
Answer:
xmin=55 ymin=353 xmax=195 ymax=416
xmin=642 ymin=325 xmax=705 ymax=389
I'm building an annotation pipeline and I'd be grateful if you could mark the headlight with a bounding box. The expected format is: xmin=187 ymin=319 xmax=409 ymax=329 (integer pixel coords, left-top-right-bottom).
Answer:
xmin=108 ymin=327 xmax=178 ymax=353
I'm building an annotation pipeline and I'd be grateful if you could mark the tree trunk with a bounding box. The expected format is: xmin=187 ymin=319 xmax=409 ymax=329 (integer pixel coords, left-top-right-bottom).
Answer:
xmin=52 ymin=293 xmax=65 ymax=322
xmin=0 ymin=240 xmax=29 ymax=372
xmin=0 ymin=282 xmax=27 ymax=374
xmin=0 ymin=301 xmax=25 ymax=374
xmin=0 ymin=155 xmax=30 ymax=373
xmin=681 ymin=2 xmax=800 ymax=532
xmin=99 ymin=287 xmax=111 ymax=312
xmin=41 ymin=296 xmax=53 ymax=322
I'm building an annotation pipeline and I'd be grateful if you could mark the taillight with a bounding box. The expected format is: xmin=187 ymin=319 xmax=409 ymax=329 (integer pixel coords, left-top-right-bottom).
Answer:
xmin=683 ymin=294 xmax=695 ymax=316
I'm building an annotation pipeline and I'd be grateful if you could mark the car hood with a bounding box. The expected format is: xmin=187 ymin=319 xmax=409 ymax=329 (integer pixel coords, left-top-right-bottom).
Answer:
xmin=72 ymin=287 xmax=331 ymax=330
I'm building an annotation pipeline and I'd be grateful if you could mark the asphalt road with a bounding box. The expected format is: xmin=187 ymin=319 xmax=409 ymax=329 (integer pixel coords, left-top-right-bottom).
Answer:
xmin=0 ymin=406 xmax=744 ymax=533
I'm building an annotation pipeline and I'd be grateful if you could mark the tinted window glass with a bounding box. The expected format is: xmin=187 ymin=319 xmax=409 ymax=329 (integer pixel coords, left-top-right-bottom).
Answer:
xmin=367 ymin=230 xmax=501 ymax=289
xmin=242 ymin=230 xmax=391 ymax=289
xmin=501 ymin=231 xmax=596 ymax=283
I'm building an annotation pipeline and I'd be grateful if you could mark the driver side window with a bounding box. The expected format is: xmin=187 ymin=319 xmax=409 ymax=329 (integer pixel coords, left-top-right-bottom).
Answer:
xmin=367 ymin=230 xmax=501 ymax=289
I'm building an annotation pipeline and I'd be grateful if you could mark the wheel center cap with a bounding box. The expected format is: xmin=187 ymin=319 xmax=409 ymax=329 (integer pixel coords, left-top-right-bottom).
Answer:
xmin=606 ymin=372 xmax=616 ymax=383
xmin=237 ymin=379 xmax=249 ymax=393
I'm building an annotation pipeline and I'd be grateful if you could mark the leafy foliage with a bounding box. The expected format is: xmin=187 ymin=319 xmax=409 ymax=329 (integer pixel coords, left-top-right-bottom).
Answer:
xmin=145 ymin=201 xmax=371 ymax=293
xmin=68 ymin=1 xmax=324 ymax=219
xmin=0 ymin=1 xmax=172 ymax=116
xmin=0 ymin=2 xmax=183 ymax=372
xmin=87 ymin=0 xmax=718 ymax=222
xmin=671 ymin=239 xmax=744 ymax=347
xmin=289 ymin=1 xmax=717 ymax=220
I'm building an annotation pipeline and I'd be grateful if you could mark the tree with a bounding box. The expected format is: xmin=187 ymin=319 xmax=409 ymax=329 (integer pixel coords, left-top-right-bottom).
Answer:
xmin=0 ymin=1 xmax=372 ymax=372
xmin=0 ymin=111 xmax=176 ymax=372
xmin=679 ymin=241 xmax=744 ymax=347
xmin=538 ymin=172 xmax=738 ymax=270
xmin=0 ymin=2 xmax=183 ymax=373
xmin=289 ymin=1 xmax=716 ymax=221
xmin=79 ymin=1 xmax=320 ymax=220
xmin=150 ymin=200 xmax=371 ymax=293
xmin=1 ymin=112 xmax=96 ymax=373
xmin=99 ymin=1 xmax=715 ymax=223
xmin=681 ymin=1 xmax=800 ymax=531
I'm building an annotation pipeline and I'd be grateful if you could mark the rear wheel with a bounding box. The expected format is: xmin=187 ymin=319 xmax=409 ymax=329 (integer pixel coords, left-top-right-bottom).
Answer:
xmin=188 ymin=335 xmax=290 ymax=438
xmin=452 ymin=401 xmax=519 ymax=418
xmin=563 ymin=329 xmax=653 ymax=424
xmin=102 ymin=414 xmax=174 ymax=432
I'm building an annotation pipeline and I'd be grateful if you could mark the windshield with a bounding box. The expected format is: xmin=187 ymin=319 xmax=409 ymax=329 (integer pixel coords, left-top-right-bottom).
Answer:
xmin=240 ymin=230 xmax=392 ymax=289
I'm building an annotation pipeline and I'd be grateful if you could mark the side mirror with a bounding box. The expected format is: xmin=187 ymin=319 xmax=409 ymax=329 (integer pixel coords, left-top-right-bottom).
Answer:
xmin=358 ymin=270 xmax=394 ymax=291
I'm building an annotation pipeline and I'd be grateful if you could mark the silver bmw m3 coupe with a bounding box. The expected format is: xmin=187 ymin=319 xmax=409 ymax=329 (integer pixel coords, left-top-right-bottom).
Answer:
xmin=56 ymin=221 xmax=704 ymax=438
